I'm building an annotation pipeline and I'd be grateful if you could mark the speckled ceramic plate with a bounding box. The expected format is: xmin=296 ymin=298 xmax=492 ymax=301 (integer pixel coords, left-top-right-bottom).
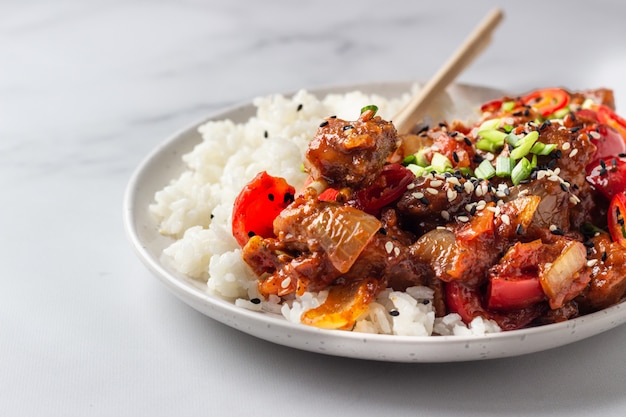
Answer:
xmin=123 ymin=81 xmax=626 ymax=362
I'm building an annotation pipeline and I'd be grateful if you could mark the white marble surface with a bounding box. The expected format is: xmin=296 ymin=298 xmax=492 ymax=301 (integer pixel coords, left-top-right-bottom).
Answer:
xmin=3 ymin=0 xmax=626 ymax=415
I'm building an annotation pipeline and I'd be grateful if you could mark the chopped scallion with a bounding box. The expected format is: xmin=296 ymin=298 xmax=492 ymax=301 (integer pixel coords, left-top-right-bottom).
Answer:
xmin=360 ymin=105 xmax=378 ymax=116
xmin=475 ymin=159 xmax=496 ymax=180
xmin=501 ymin=101 xmax=516 ymax=112
xmin=478 ymin=118 xmax=501 ymax=131
xmin=512 ymin=157 xmax=532 ymax=185
xmin=530 ymin=142 xmax=557 ymax=155
xmin=495 ymin=156 xmax=514 ymax=177
xmin=431 ymin=152 xmax=453 ymax=173
xmin=478 ymin=129 xmax=508 ymax=144
xmin=510 ymin=131 xmax=539 ymax=160
xmin=406 ymin=164 xmax=427 ymax=177
xmin=476 ymin=138 xmax=500 ymax=153
xmin=402 ymin=154 xmax=417 ymax=166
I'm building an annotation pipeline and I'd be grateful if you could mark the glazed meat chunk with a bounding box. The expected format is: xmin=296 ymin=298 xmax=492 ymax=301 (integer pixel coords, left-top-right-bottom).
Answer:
xmin=304 ymin=108 xmax=398 ymax=189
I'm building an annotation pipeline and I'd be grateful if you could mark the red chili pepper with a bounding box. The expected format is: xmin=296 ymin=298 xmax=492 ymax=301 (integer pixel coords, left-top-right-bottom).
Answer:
xmin=596 ymin=104 xmax=626 ymax=143
xmin=231 ymin=171 xmax=295 ymax=247
xmin=608 ymin=192 xmax=626 ymax=248
xmin=353 ymin=163 xmax=415 ymax=216
xmin=521 ymin=88 xmax=570 ymax=118
xmin=486 ymin=276 xmax=545 ymax=311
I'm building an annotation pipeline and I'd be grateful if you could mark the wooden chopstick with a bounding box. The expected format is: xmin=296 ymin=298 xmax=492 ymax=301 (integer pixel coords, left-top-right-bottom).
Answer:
xmin=393 ymin=8 xmax=504 ymax=135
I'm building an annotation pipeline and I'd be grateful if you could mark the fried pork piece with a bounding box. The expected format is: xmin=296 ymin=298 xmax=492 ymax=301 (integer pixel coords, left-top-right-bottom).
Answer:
xmin=241 ymin=197 xmax=426 ymax=298
xmin=304 ymin=109 xmax=398 ymax=189
xmin=576 ymin=233 xmax=626 ymax=313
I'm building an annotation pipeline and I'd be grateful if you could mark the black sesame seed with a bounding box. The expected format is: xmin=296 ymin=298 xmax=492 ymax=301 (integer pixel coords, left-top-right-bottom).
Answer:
xmin=570 ymin=126 xmax=581 ymax=133
xmin=417 ymin=124 xmax=429 ymax=134
xmin=513 ymin=111 xmax=524 ymax=117
xmin=464 ymin=137 xmax=472 ymax=146
xmin=600 ymin=167 xmax=608 ymax=176
xmin=389 ymin=309 xmax=400 ymax=317
xmin=600 ymin=159 xmax=607 ymax=169
xmin=264 ymin=130 xmax=268 ymax=138
xmin=469 ymin=205 xmax=477 ymax=215
xmin=268 ymin=193 xmax=274 ymax=201
xmin=450 ymin=131 xmax=459 ymax=137
xmin=250 ymin=298 xmax=261 ymax=304
xmin=473 ymin=154 xmax=484 ymax=164
xmin=319 ymin=120 xmax=329 ymax=127
xmin=210 ymin=214 xmax=214 ymax=219
xmin=602 ymin=251 xmax=608 ymax=262
xmin=524 ymin=108 xmax=531 ymax=117
xmin=619 ymin=153 xmax=626 ymax=158
xmin=297 ymin=104 xmax=303 ymax=112
xmin=378 ymin=228 xmax=387 ymax=235
xmin=560 ymin=183 xmax=568 ymax=192
xmin=551 ymin=227 xmax=565 ymax=236
xmin=438 ymin=122 xmax=448 ymax=128
xmin=554 ymin=149 xmax=563 ymax=159
xmin=283 ymin=192 xmax=295 ymax=204
xmin=452 ymin=151 xmax=459 ymax=163
xmin=421 ymin=299 xmax=430 ymax=305
xmin=583 ymin=241 xmax=595 ymax=248
xmin=343 ymin=125 xmax=354 ymax=131
xmin=329 ymin=115 xmax=337 ymax=119
xmin=454 ymin=184 xmax=464 ymax=193
xmin=516 ymin=224 xmax=524 ymax=235
xmin=612 ymin=158 xmax=618 ymax=169
xmin=247 ymin=231 xmax=256 ymax=238
xmin=419 ymin=196 xmax=430 ymax=205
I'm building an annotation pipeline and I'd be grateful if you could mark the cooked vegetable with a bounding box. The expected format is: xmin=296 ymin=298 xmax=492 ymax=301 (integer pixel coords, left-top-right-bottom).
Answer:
xmin=231 ymin=171 xmax=295 ymax=247
xmin=521 ymin=88 xmax=570 ymax=118
xmin=608 ymin=192 xmax=626 ymax=248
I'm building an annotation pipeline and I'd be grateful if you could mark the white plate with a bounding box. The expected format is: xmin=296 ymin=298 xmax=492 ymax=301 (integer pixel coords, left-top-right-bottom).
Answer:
xmin=124 ymin=81 xmax=626 ymax=362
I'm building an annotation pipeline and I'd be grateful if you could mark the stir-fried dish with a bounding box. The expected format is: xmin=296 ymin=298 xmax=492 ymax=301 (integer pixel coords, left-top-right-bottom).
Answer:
xmin=232 ymin=87 xmax=626 ymax=332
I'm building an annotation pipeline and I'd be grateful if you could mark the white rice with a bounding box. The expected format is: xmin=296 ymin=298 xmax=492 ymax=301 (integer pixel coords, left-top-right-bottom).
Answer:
xmin=150 ymin=86 xmax=501 ymax=336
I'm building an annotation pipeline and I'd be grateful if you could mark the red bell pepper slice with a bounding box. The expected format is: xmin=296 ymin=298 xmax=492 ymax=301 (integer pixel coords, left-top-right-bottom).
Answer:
xmin=521 ymin=88 xmax=570 ymax=118
xmin=486 ymin=276 xmax=545 ymax=311
xmin=586 ymin=156 xmax=626 ymax=201
xmin=232 ymin=171 xmax=295 ymax=247
xmin=608 ymin=192 xmax=626 ymax=248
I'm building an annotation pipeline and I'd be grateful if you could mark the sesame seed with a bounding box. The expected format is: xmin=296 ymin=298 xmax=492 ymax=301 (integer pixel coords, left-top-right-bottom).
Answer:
xmin=516 ymin=224 xmax=524 ymax=235
xmin=281 ymin=277 xmax=291 ymax=288
xmin=426 ymin=187 xmax=439 ymax=195
xmin=457 ymin=216 xmax=470 ymax=223
xmin=569 ymin=148 xmax=579 ymax=157
xmin=501 ymin=214 xmax=511 ymax=225
xmin=264 ymin=130 xmax=269 ymax=138
xmin=602 ymin=251 xmax=607 ymax=262
xmin=587 ymin=259 xmax=598 ymax=267
xmin=407 ymin=183 xmax=416 ymax=190
xmin=583 ymin=241 xmax=595 ymax=248
xmin=419 ymin=197 xmax=430 ymax=205
xmin=343 ymin=125 xmax=354 ymax=131
xmin=560 ymin=183 xmax=569 ymax=192
xmin=447 ymin=189 xmax=458 ymax=202
xmin=412 ymin=192 xmax=424 ymax=199
xmin=441 ymin=210 xmax=450 ymax=221
xmin=394 ymin=247 xmax=401 ymax=257
xmin=452 ymin=152 xmax=459 ymax=163
xmin=250 ymin=298 xmax=261 ymax=304
xmin=389 ymin=309 xmax=400 ymax=317
xmin=562 ymin=142 xmax=571 ymax=150
xmin=589 ymin=131 xmax=601 ymax=139
xmin=319 ymin=120 xmax=329 ymax=127
xmin=385 ymin=241 xmax=394 ymax=254
xmin=430 ymin=180 xmax=443 ymax=187
xmin=464 ymin=181 xmax=474 ymax=194
xmin=569 ymin=195 xmax=581 ymax=204
xmin=297 ymin=104 xmax=303 ymax=111
xmin=268 ymin=193 xmax=275 ymax=201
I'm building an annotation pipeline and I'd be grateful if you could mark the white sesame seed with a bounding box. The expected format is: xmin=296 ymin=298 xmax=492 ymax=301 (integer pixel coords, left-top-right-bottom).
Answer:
xmin=537 ymin=170 xmax=547 ymax=180
xmin=393 ymin=247 xmax=401 ymax=257
xmin=385 ymin=241 xmax=394 ymax=254
xmin=465 ymin=203 xmax=475 ymax=212
xmin=549 ymin=224 xmax=557 ymax=232
xmin=426 ymin=187 xmax=439 ymax=195
xmin=437 ymin=226 xmax=447 ymax=230
xmin=589 ymin=131 xmax=601 ymax=139
xmin=412 ymin=192 xmax=424 ymax=199
xmin=441 ymin=210 xmax=450 ymax=220
xmin=475 ymin=186 xmax=484 ymax=197
xmin=548 ymin=174 xmax=561 ymax=182
xmin=447 ymin=189 xmax=458 ymax=201
xmin=497 ymin=199 xmax=504 ymax=207
xmin=562 ymin=142 xmax=571 ymax=150
xmin=587 ymin=259 xmax=598 ymax=267
xmin=281 ymin=277 xmax=291 ymax=289
xmin=430 ymin=180 xmax=443 ymax=187
xmin=407 ymin=183 xmax=416 ymax=190
xmin=485 ymin=153 xmax=495 ymax=161
xmin=553 ymin=167 xmax=561 ymax=176
xmin=464 ymin=181 xmax=474 ymax=194
xmin=447 ymin=176 xmax=461 ymax=186
xmin=501 ymin=213 xmax=511 ymax=225
xmin=457 ymin=216 xmax=470 ymax=223
xmin=569 ymin=148 xmax=579 ymax=157
xmin=569 ymin=195 xmax=581 ymax=205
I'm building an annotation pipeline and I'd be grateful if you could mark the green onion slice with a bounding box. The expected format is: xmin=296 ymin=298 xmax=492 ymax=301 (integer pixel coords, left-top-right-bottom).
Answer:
xmin=512 ymin=157 xmax=532 ymax=185
xmin=510 ymin=131 xmax=539 ymax=160
xmin=495 ymin=156 xmax=514 ymax=178
xmin=360 ymin=105 xmax=378 ymax=116
xmin=475 ymin=159 xmax=496 ymax=180
xmin=431 ymin=152 xmax=453 ymax=173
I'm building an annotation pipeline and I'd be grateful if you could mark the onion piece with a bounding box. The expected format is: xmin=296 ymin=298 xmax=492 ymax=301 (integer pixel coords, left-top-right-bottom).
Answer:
xmin=539 ymin=240 xmax=587 ymax=309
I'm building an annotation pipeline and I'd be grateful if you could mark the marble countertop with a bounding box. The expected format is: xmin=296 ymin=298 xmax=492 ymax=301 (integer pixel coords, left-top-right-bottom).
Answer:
xmin=3 ymin=1 xmax=626 ymax=415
